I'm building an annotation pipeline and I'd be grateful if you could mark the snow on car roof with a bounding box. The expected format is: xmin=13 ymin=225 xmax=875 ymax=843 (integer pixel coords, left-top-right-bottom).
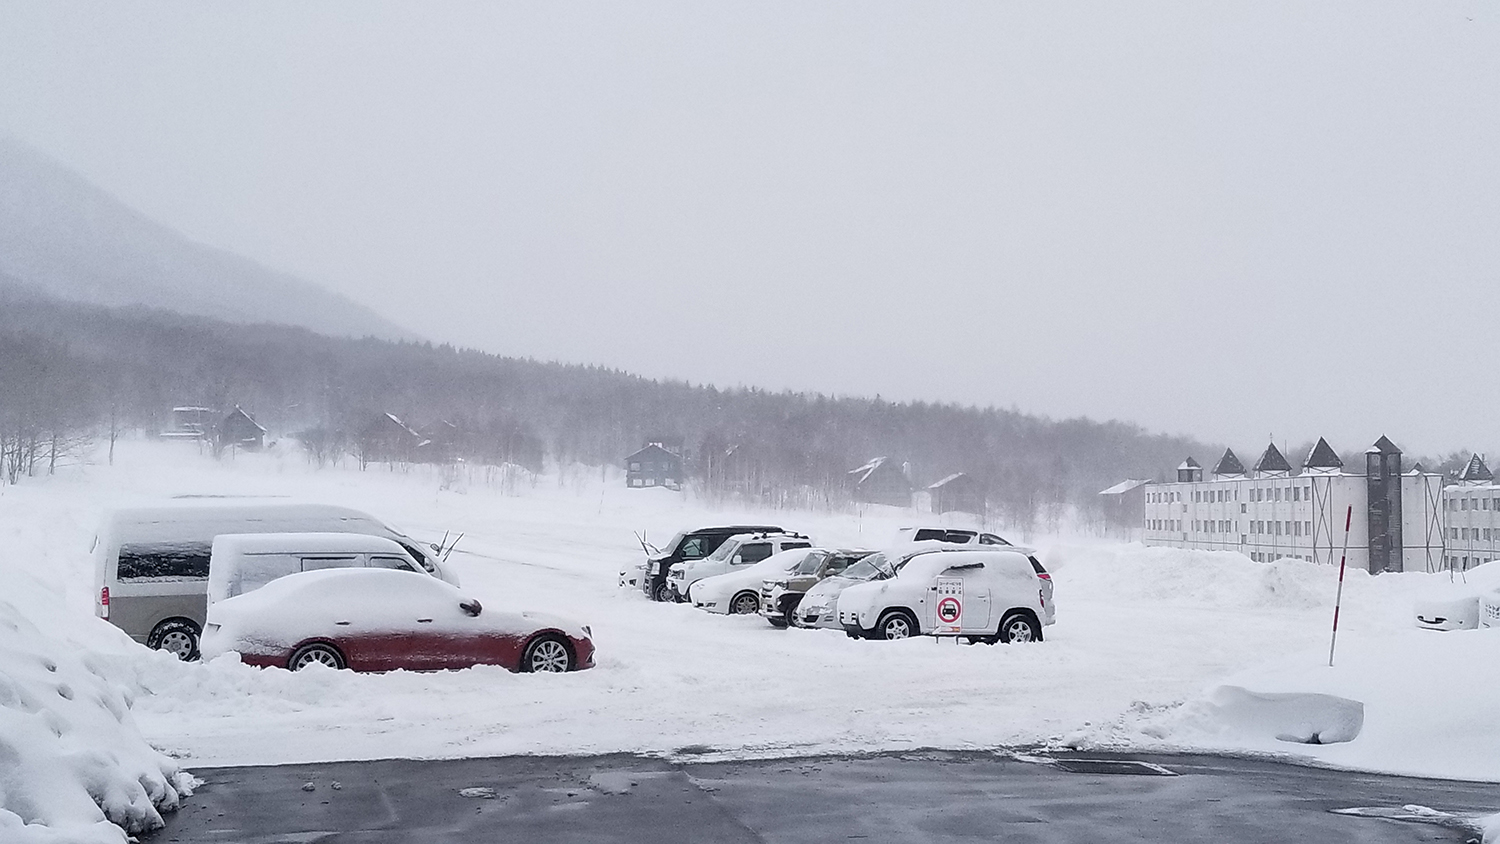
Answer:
xmin=108 ymin=501 xmax=378 ymax=523
xmin=212 ymin=532 xmax=410 ymax=555
xmin=901 ymin=548 xmax=1033 ymax=576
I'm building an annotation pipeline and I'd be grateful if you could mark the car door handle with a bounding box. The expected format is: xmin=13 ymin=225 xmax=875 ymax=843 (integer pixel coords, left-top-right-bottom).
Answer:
xmin=335 ymin=621 xmax=351 ymax=626
xmin=417 ymin=618 xmax=433 ymax=623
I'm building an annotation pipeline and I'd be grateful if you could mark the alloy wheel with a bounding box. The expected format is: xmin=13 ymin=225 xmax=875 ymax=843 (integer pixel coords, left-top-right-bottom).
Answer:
xmin=528 ymin=638 xmax=571 ymax=673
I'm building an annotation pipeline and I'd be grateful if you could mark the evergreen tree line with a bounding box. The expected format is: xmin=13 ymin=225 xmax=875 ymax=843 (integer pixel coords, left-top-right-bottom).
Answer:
xmin=0 ymin=284 xmax=1221 ymax=523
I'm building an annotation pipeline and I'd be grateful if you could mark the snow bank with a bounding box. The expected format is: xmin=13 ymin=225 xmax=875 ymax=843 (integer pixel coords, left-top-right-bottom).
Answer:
xmin=1042 ymin=542 xmax=1396 ymax=615
xmin=1110 ymin=627 xmax=1500 ymax=780
xmin=0 ymin=549 xmax=194 ymax=842
xmin=1165 ymin=686 xmax=1364 ymax=745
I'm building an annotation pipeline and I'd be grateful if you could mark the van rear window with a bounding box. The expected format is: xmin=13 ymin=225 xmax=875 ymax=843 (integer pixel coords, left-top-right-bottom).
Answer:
xmin=117 ymin=542 xmax=212 ymax=580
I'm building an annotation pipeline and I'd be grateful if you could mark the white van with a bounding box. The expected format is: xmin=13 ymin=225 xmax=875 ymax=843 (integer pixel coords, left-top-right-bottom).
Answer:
xmin=93 ymin=502 xmax=458 ymax=660
xmin=207 ymin=533 xmax=428 ymax=607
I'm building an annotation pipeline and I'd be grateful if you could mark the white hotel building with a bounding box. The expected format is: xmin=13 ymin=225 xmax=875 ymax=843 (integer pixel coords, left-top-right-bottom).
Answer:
xmin=1140 ymin=436 xmax=1446 ymax=574
xmin=1439 ymin=454 xmax=1500 ymax=571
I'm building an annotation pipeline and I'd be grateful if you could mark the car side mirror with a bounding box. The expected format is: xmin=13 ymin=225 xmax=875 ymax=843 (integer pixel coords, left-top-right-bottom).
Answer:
xmin=459 ymin=599 xmax=483 ymax=617
xmin=731 ymin=555 xmax=743 ymax=565
xmin=430 ymin=543 xmax=442 ymax=553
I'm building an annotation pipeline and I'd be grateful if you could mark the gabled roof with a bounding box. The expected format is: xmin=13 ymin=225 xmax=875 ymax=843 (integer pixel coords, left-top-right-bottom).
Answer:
xmin=382 ymin=412 xmax=421 ymax=439
xmin=1178 ymin=457 xmax=1201 ymax=470
xmin=927 ymin=472 xmax=968 ymax=490
xmin=625 ymin=443 xmax=678 ymax=462
xmin=849 ymin=456 xmax=890 ymax=484
xmin=1459 ymin=454 xmax=1494 ymax=483
xmin=1254 ymin=443 xmax=1292 ymax=474
xmin=1099 ymin=479 xmax=1147 ymax=496
xmin=1211 ymin=448 xmax=1246 ymax=476
xmin=1367 ymin=435 xmax=1402 ymax=455
xmin=224 ymin=406 xmax=266 ymax=433
xmin=1303 ymin=438 xmax=1343 ymax=470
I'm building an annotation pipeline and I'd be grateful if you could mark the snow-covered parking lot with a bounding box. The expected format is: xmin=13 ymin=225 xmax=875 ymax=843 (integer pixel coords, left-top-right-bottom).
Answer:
xmin=5 ymin=441 xmax=1500 ymax=841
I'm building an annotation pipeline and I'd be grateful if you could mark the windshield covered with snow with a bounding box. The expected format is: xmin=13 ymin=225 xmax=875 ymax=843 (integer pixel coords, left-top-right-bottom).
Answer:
xmin=840 ymin=551 xmax=901 ymax=581
xmin=792 ymin=551 xmax=828 ymax=575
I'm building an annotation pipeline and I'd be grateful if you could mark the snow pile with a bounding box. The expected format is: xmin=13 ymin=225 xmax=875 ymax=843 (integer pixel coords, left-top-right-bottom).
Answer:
xmin=1042 ymin=543 xmax=1384 ymax=613
xmin=0 ymin=562 xmax=194 ymax=842
xmin=1483 ymin=811 xmax=1500 ymax=844
xmin=1164 ymin=686 xmax=1364 ymax=745
xmin=1107 ymin=626 xmax=1500 ymax=780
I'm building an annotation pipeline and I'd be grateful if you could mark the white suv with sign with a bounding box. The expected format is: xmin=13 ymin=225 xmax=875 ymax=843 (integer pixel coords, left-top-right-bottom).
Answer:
xmin=668 ymin=532 xmax=813 ymax=601
xmin=837 ymin=549 xmax=1053 ymax=643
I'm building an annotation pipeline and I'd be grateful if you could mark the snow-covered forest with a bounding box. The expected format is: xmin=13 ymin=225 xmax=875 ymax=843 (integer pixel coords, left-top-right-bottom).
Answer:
xmin=0 ymin=282 xmax=1211 ymax=520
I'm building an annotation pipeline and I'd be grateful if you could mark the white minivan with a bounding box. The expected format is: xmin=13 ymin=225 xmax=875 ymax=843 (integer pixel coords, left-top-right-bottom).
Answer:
xmin=207 ymin=532 xmax=429 ymax=606
xmin=93 ymin=501 xmax=458 ymax=660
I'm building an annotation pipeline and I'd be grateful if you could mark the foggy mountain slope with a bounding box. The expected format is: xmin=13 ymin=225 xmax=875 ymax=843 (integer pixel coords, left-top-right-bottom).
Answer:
xmin=0 ymin=285 xmax=1215 ymax=511
xmin=0 ymin=137 xmax=414 ymax=342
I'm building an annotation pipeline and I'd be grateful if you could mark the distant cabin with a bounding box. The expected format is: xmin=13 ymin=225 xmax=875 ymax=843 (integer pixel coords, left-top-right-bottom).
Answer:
xmin=360 ymin=412 xmax=427 ymax=464
xmin=626 ymin=443 xmax=683 ymax=490
xmin=849 ymin=457 xmax=912 ymax=507
xmin=928 ymin=472 xmax=983 ymax=515
xmin=162 ymin=406 xmax=216 ymax=440
xmin=218 ymin=406 xmax=266 ymax=451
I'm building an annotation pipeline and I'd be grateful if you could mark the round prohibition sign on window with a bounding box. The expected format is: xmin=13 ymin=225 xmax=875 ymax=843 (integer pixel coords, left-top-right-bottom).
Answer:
xmin=936 ymin=596 xmax=962 ymax=624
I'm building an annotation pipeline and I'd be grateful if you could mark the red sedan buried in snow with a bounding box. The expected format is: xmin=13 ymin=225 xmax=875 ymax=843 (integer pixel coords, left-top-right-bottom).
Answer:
xmin=200 ymin=567 xmax=595 ymax=673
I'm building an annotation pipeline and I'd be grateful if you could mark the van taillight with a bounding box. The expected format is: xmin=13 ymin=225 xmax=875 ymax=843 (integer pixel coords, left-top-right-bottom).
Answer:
xmin=1036 ymin=572 xmax=1051 ymax=581
xmin=99 ymin=586 xmax=110 ymax=619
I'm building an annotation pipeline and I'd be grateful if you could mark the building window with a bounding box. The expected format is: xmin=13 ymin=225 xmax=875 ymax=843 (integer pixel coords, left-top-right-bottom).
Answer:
xmin=1462 ymin=499 xmax=1470 ymax=511
xmin=1452 ymin=527 xmax=1460 ymax=539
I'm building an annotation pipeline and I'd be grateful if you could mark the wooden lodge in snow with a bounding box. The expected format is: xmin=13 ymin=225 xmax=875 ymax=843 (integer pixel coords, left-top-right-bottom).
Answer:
xmin=626 ymin=441 xmax=683 ymax=490
xmin=848 ymin=457 xmax=912 ymax=507
xmin=218 ymin=406 xmax=266 ymax=451
xmin=927 ymin=472 xmax=983 ymax=515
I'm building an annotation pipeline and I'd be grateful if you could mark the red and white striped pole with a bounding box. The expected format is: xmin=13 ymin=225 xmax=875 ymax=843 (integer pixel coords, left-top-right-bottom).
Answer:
xmin=1328 ymin=505 xmax=1353 ymax=667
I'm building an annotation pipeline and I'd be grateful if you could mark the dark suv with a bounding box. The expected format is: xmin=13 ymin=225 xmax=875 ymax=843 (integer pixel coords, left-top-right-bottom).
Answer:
xmin=637 ymin=525 xmax=782 ymax=603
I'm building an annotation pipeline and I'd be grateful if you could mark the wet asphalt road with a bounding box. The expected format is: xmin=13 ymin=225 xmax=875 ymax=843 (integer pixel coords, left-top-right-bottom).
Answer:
xmin=147 ymin=750 xmax=1499 ymax=844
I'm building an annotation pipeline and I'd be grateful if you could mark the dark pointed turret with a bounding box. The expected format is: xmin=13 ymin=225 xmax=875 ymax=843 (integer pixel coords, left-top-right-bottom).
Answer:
xmin=1458 ymin=454 xmax=1493 ymax=484
xmin=1303 ymin=438 xmax=1343 ymax=472
xmin=1254 ymin=443 xmax=1292 ymax=476
xmin=1177 ymin=457 xmax=1203 ymax=483
xmin=1211 ymin=448 xmax=1246 ymax=477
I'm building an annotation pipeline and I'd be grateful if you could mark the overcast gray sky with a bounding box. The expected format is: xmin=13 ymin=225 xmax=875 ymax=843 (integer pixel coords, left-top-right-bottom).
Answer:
xmin=1 ymin=2 xmax=1496 ymax=455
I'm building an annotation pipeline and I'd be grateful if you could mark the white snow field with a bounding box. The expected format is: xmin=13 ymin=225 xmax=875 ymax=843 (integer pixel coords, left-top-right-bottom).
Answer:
xmin=4 ymin=440 xmax=1500 ymax=839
